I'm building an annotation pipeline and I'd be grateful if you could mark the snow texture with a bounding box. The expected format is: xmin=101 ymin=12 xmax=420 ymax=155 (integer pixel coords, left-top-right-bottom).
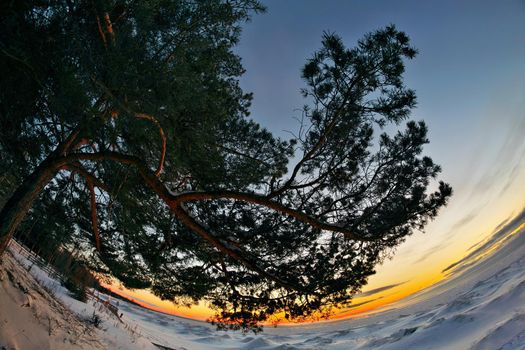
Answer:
xmin=1 ymin=221 xmax=524 ymax=350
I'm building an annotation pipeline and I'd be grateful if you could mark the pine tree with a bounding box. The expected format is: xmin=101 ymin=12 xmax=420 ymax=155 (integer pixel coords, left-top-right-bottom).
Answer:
xmin=0 ymin=1 xmax=451 ymax=331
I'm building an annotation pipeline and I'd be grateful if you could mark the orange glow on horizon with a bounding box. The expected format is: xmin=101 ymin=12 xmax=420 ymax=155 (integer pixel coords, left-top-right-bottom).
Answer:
xmin=100 ymin=281 xmax=213 ymax=321
xmin=100 ymin=267 xmax=447 ymax=325
xmin=100 ymin=208 xmax=525 ymax=325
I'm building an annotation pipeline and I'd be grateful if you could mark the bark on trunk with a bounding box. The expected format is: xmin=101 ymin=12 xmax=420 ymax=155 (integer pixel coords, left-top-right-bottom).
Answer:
xmin=0 ymin=156 xmax=66 ymax=257
xmin=0 ymin=126 xmax=82 ymax=258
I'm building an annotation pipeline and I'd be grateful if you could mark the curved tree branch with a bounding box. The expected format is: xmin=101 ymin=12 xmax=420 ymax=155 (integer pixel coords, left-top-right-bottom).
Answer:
xmin=62 ymin=162 xmax=109 ymax=252
xmin=62 ymin=162 xmax=109 ymax=192
xmin=92 ymin=78 xmax=167 ymax=177
xmin=172 ymin=191 xmax=367 ymax=241
xmin=67 ymin=152 xmax=366 ymax=241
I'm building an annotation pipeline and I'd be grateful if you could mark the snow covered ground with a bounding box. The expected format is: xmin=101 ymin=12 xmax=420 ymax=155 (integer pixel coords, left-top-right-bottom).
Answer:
xmin=105 ymin=218 xmax=525 ymax=350
xmin=1 ymin=242 xmax=156 ymax=350
xmin=2 ymin=216 xmax=524 ymax=349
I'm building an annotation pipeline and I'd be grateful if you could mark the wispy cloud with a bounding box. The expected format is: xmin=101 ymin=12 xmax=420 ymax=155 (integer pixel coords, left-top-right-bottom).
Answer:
xmin=467 ymin=116 xmax=525 ymax=202
xmin=449 ymin=211 xmax=478 ymax=233
xmin=349 ymin=298 xmax=382 ymax=309
xmin=465 ymin=213 xmax=514 ymax=252
xmin=355 ymin=281 xmax=407 ymax=298
xmin=442 ymin=207 xmax=525 ymax=274
xmin=416 ymin=207 xmax=483 ymax=264
xmin=333 ymin=297 xmax=383 ymax=315
xmin=413 ymin=241 xmax=452 ymax=264
xmin=498 ymin=151 xmax=525 ymax=197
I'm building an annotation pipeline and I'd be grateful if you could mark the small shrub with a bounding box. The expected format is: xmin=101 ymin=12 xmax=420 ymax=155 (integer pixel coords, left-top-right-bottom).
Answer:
xmin=62 ymin=276 xmax=87 ymax=302
xmin=89 ymin=311 xmax=102 ymax=328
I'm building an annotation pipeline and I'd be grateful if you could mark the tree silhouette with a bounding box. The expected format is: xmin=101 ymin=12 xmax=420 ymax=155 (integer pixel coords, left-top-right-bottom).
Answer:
xmin=0 ymin=1 xmax=451 ymax=331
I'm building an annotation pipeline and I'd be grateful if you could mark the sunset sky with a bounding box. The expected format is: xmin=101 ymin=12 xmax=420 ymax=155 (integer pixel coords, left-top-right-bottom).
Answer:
xmin=108 ymin=0 xmax=525 ymax=322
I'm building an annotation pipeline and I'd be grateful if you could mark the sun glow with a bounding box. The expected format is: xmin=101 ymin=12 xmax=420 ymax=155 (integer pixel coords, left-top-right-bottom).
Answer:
xmin=104 ymin=191 xmax=525 ymax=324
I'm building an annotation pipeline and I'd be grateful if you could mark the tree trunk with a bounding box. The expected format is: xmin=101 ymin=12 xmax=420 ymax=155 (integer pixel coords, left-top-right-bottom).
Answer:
xmin=0 ymin=126 xmax=82 ymax=259
xmin=0 ymin=156 xmax=66 ymax=258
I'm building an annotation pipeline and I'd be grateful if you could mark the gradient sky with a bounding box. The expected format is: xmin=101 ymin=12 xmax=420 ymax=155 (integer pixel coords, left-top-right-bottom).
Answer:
xmin=110 ymin=0 xmax=525 ymax=322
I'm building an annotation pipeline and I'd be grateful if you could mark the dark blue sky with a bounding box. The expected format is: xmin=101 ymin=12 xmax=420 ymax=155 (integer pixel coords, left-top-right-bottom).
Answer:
xmin=236 ymin=0 xmax=524 ymax=139
xmin=235 ymin=0 xmax=525 ymax=186
xmin=233 ymin=0 xmax=525 ymax=293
